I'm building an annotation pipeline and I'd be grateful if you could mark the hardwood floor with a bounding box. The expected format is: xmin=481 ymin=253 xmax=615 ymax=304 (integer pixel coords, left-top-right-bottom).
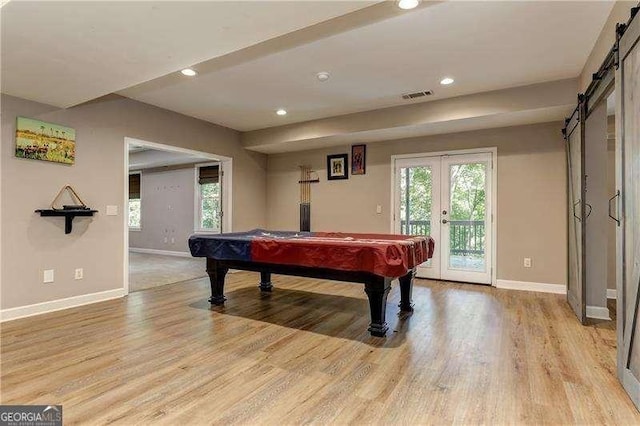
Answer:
xmin=1 ymin=273 xmax=638 ymax=425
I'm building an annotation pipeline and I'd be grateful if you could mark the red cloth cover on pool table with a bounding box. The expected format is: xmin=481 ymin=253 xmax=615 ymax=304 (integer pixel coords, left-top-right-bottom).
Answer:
xmin=251 ymin=232 xmax=434 ymax=277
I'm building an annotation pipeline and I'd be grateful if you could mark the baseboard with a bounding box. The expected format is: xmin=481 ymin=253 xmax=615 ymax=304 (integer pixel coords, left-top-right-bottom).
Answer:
xmin=496 ymin=279 xmax=566 ymax=295
xmin=0 ymin=288 xmax=125 ymax=322
xmin=587 ymin=305 xmax=611 ymax=320
xmin=607 ymin=289 xmax=617 ymax=299
xmin=129 ymin=247 xmax=191 ymax=258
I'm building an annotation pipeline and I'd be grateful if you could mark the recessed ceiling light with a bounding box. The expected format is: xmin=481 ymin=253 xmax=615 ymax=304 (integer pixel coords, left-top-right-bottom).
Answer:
xmin=317 ymin=71 xmax=330 ymax=82
xmin=397 ymin=0 xmax=420 ymax=10
xmin=181 ymin=68 xmax=197 ymax=77
xmin=276 ymin=109 xmax=287 ymax=116
xmin=440 ymin=77 xmax=454 ymax=85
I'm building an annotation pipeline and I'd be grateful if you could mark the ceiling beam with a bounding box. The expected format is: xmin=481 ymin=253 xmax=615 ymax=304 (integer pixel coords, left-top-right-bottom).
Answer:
xmin=241 ymin=78 xmax=579 ymax=154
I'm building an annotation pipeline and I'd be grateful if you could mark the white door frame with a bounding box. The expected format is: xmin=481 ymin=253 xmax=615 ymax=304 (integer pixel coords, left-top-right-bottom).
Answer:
xmin=390 ymin=147 xmax=498 ymax=286
xmin=123 ymin=137 xmax=233 ymax=295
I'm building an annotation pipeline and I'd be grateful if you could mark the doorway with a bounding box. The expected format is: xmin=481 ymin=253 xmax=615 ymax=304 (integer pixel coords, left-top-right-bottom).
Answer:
xmin=123 ymin=137 xmax=232 ymax=295
xmin=392 ymin=149 xmax=496 ymax=285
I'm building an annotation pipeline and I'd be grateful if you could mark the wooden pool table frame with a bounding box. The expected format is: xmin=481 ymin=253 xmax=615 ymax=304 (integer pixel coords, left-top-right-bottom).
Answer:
xmin=206 ymin=257 xmax=415 ymax=337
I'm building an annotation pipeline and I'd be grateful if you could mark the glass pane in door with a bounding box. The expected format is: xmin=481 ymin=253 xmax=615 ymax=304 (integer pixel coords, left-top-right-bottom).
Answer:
xmin=448 ymin=163 xmax=487 ymax=271
xmin=400 ymin=166 xmax=433 ymax=266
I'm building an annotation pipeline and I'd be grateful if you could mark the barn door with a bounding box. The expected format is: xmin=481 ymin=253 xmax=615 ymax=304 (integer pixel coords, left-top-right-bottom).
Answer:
xmin=616 ymin=12 xmax=640 ymax=410
xmin=565 ymin=102 xmax=587 ymax=324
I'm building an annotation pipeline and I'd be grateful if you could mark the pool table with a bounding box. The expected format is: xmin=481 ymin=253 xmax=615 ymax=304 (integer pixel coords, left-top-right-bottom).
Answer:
xmin=188 ymin=229 xmax=434 ymax=337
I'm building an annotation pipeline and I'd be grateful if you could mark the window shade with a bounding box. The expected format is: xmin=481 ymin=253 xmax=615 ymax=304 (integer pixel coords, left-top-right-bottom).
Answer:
xmin=199 ymin=165 xmax=219 ymax=185
xmin=129 ymin=174 xmax=141 ymax=199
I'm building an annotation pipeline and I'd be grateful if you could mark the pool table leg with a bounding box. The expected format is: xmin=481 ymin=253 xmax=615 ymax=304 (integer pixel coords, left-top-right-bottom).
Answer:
xmin=258 ymin=271 xmax=273 ymax=292
xmin=364 ymin=277 xmax=392 ymax=337
xmin=398 ymin=269 xmax=415 ymax=312
xmin=206 ymin=258 xmax=228 ymax=305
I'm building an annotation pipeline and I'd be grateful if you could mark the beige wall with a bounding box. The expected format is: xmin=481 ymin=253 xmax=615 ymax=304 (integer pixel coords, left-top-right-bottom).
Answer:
xmin=1 ymin=94 xmax=266 ymax=310
xmin=580 ymin=1 xmax=637 ymax=91
xmin=267 ymin=122 xmax=567 ymax=285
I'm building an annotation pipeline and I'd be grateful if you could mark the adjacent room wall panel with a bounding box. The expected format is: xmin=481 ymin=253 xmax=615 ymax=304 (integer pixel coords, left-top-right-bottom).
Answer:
xmin=0 ymin=94 xmax=267 ymax=311
xmin=266 ymin=122 xmax=567 ymax=286
xmin=129 ymin=168 xmax=196 ymax=253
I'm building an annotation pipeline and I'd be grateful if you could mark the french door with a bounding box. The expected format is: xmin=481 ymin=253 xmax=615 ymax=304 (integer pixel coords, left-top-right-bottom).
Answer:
xmin=393 ymin=151 xmax=494 ymax=284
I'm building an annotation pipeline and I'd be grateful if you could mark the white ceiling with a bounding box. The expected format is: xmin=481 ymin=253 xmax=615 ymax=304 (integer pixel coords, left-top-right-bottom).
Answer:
xmin=1 ymin=0 xmax=375 ymax=107
xmin=0 ymin=0 xmax=616 ymax=144
xmin=119 ymin=1 xmax=614 ymax=131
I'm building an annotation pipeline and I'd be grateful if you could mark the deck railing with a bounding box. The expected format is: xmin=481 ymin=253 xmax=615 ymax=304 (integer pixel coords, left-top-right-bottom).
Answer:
xmin=401 ymin=219 xmax=485 ymax=256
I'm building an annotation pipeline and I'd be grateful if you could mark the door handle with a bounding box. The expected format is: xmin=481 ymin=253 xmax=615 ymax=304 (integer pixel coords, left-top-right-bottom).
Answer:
xmin=584 ymin=203 xmax=592 ymax=220
xmin=609 ymin=190 xmax=620 ymax=226
xmin=573 ymin=200 xmax=582 ymax=222
xmin=573 ymin=199 xmax=592 ymax=222
xmin=442 ymin=219 xmax=448 ymax=224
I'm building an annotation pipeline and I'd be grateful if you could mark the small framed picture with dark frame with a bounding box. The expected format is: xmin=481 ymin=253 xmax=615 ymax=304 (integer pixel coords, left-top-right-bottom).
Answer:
xmin=327 ymin=153 xmax=348 ymax=180
xmin=351 ymin=144 xmax=366 ymax=175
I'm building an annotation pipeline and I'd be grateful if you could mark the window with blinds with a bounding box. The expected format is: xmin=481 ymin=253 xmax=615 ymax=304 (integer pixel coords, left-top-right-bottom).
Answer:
xmin=128 ymin=173 xmax=141 ymax=228
xmin=197 ymin=165 xmax=221 ymax=232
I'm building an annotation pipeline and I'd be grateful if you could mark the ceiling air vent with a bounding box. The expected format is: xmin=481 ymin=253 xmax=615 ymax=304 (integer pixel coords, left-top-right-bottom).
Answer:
xmin=402 ymin=90 xmax=433 ymax=100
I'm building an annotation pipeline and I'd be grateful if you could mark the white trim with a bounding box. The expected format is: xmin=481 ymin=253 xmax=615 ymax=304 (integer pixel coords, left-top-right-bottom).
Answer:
xmin=390 ymin=147 xmax=497 ymax=286
xmin=0 ymin=288 xmax=125 ymax=322
xmin=496 ymin=279 xmax=566 ymax=294
xmin=129 ymin=247 xmax=191 ymax=258
xmin=607 ymin=288 xmax=617 ymax=299
xmin=125 ymin=137 xmax=231 ymax=162
xmin=391 ymin=147 xmax=498 ymax=161
xmin=586 ymin=305 xmax=611 ymax=320
xmin=221 ymin=159 xmax=232 ymax=233
xmin=124 ymin=142 xmax=130 ymax=295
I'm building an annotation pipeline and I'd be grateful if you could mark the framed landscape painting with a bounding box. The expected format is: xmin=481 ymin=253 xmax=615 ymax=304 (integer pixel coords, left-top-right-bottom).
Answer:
xmin=15 ymin=117 xmax=76 ymax=165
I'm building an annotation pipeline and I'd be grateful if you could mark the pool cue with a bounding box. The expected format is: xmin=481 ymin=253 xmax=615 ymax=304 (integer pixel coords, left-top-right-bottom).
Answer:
xmin=299 ymin=165 xmax=311 ymax=232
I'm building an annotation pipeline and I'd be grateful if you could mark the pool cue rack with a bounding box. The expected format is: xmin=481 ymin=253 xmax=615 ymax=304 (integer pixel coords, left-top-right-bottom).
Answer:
xmin=35 ymin=185 xmax=97 ymax=234
xmin=299 ymin=166 xmax=318 ymax=232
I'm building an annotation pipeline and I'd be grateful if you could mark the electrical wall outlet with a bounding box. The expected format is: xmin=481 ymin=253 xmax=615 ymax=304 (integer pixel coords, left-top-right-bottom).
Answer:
xmin=376 ymin=205 xmax=382 ymax=214
xmin=524 ymin=258 xmax=532 ymax=268
xmin=75 ymin=268 xmax=84 ymax=280
xmin=164 ymin=237 xmax=168 ymax=243
xmin=106 ymin=205 xmax=118 ymax=216
xmin=43 ymin=269 xmax=54 ymax=283
xmin=170 ymin=237 xmax=175 ymax=244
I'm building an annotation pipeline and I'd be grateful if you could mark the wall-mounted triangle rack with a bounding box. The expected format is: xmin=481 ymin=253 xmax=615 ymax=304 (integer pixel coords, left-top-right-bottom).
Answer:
xmin=35 ymin=185 xmax=97 ymax=234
